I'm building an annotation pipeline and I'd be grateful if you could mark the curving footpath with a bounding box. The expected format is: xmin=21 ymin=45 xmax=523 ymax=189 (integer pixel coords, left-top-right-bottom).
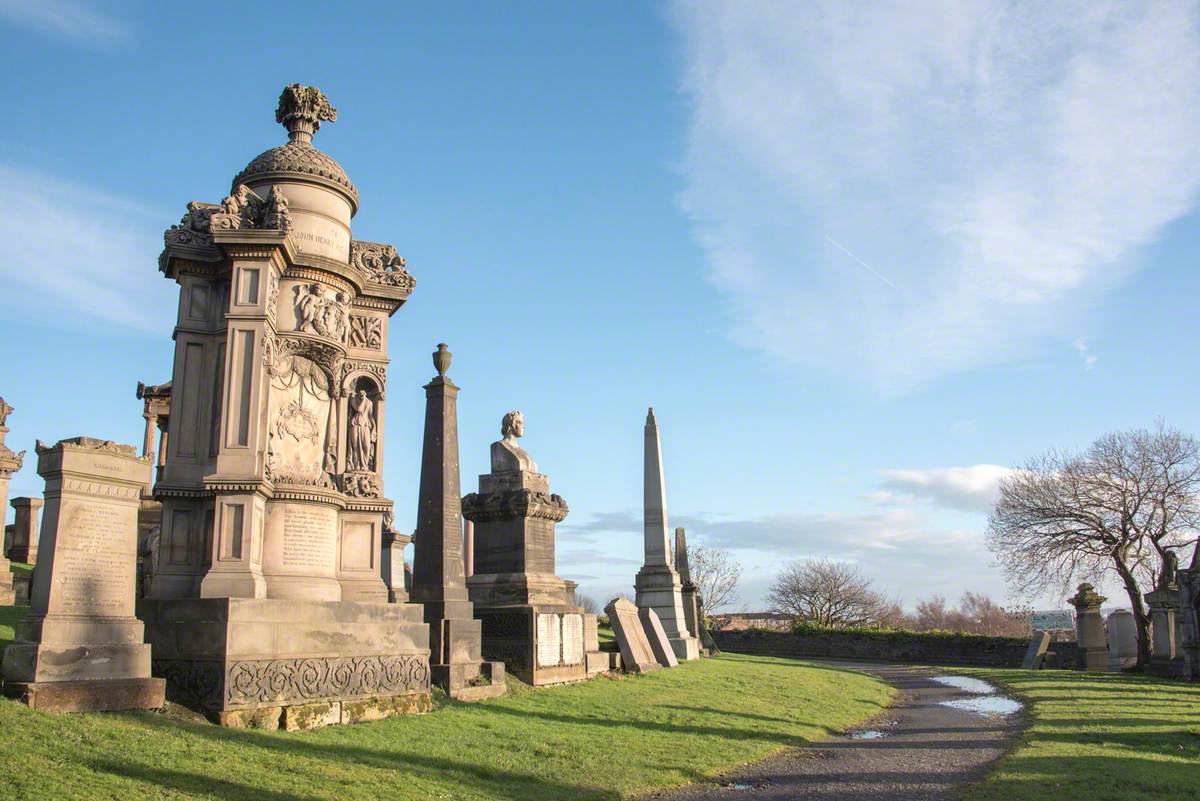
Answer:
xmin=656 ymin=660 xmax=1026 ymax=801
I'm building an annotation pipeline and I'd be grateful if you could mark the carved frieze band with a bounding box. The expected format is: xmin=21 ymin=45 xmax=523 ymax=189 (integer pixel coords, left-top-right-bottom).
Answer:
xmin=461 ymin=490 xmax=570 ymax=523
xmin=61 ymin=479 xmax=142 ymax=500
xmin=226 ymin=655 xmax=430 ymax=704
xmin=164 ymin=184 xmax=291 ymax=250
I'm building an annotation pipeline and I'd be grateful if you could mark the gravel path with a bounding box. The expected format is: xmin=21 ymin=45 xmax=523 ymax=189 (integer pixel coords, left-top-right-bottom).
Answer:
xmin=652 ymin=660 xmax=1025 ymax=801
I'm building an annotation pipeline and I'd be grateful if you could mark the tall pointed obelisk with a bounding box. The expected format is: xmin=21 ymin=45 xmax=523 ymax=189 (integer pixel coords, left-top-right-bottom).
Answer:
xmin=634 ymin=408 xmax=699 ymax=661
xmin=410 ymin=344 xmax=506 ymax=700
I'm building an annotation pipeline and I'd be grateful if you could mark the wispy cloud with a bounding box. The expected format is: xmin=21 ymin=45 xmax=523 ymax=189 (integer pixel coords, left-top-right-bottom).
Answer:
xmin=671 ymin=1 xmax=1200 ymax=390
xmin=0 ymin=165 xmax=174 ymax=331
xmin=1072 ymin=337 xmax=1098 ymax=370
xmin=880 ymin=464 xmax=1012 ymax=514
xmin=0 ymin=0 xmax=130 ymax=45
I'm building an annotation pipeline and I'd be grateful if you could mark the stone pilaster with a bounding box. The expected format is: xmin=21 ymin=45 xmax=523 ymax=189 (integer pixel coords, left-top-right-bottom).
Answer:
xmin=1070 ymin=583 xmax=1108 ymax=672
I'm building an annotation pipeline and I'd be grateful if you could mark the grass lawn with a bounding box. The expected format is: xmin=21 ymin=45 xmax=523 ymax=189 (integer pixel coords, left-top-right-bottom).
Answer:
xmin=0 ymin=606 xmax=891 ymax=801
xmin=964 ymin=667 xmax=1200 ymax=801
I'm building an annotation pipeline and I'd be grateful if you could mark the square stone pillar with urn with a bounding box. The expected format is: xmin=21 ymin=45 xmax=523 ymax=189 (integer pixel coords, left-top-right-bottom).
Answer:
xmin=137 ymin=85 xmax=432 ymax=729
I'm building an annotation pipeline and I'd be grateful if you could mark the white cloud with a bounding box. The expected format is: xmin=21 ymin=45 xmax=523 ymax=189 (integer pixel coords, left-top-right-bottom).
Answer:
xmin=0 ymin=0 xmax=130 ymax=45
xmin=671 ymin=1 xmax=1200 ymax=390
xmin=1072 ymin=337 xmax=1098 ymax=369
xmin=880 ymin=464 xmax=1012 ymax=514
xmin=0 ymin=165 xmax=174 ymax=331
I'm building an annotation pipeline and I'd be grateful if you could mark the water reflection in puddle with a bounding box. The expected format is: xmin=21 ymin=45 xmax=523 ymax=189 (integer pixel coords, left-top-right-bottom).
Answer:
xmin=940 ymin=695 xmax=1022 ymax=716
xmin=723 ymin=782 xmax=765 ymax=791
xmin=931 ymin=676 xmax=998 ymax=694
xmin=849 ymin=729 xmax=888 ymax=740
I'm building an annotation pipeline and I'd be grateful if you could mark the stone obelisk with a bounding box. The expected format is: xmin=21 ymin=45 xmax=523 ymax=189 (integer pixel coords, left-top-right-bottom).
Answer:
xmin=410 ymin=344 xmax=505 ymax=700
xmin=634 ymin=408 xmax=699 ymax=661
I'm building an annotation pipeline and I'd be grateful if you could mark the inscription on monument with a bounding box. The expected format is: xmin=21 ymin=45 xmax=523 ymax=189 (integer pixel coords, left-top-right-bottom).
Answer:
xmin=536 ymin=613 xmax=561 ymax=668
xmin=281 ymin=504 xmax=336 ymax=569
xmin=51 ymin=501 xmax=134 ymax=616
xmin=561 ymin=614 xmax=583 ymax=665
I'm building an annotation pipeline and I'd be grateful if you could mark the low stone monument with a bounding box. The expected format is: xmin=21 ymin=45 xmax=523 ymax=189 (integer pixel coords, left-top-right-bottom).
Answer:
xmin=605 ymin=596 xmax=661 ymax=674
xmin=1 ymin=437 xmax=165 ymax=712
xmin=1021 ymin=630 xmax=1051 ymax=670
xmin=639 ymin=606 xmax=679 ymax=668
xmin=409 ymin=344 xmax=505 ymax=701
xmin=1070 ymin=583 xmax=1108 ymax=671
xmin=138 ymin=85 xmax=432 ymax=728
xmin=0 ymin=397 xmax=23 ymax=604
xmin=635 ymin=409 xmax=699 ymax=661
xmin=1105 ymin=610 xmax=1138 ymax=671
xmin=463 ymin=411 xmax=604 ymax=685
xmin=8 ymin=496 xmax=43 ymax=564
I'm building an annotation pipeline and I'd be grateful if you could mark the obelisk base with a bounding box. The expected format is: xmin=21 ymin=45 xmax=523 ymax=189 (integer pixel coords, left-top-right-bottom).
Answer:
xmin=635 ymin=566 xmax=700 ymax=661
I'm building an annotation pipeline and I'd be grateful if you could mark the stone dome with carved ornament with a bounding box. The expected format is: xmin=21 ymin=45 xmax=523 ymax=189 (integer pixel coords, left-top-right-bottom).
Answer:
xmin=231 ymin=84 xmax=359 ymax=215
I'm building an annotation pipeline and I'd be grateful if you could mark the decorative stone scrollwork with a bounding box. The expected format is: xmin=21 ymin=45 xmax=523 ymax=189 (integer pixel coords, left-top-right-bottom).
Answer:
xmin=348 ymin=315 xmax=382 ymax=349
xmin=153 ymin=659 xmax=224 ymax=709
xmin=341 ymin=471 xmax=381 ymax=499
xmin=224 ymin=654 xmax=430 ymax=704
xmin=461 ymin=490 xmax=569 ymax=523
xmin=164 ymin=184 xmax=292 ymax=249
xmin=266 ymin=335 xmax=344 ymax=395
xmin=349 ymin=240 xmax=416 ymax=293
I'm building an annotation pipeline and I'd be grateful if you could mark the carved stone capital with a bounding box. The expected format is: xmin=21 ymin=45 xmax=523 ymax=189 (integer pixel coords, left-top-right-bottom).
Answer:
xmin=461 ymin=489 xmax=569 ymax=524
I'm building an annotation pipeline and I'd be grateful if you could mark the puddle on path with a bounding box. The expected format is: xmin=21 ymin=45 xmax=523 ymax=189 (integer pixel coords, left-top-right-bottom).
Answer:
xmin=849 ymin=729 xmax=888 ymax=740
xmin=939 ymin=696 xmax=1022 ymax=716
xmin=931 ymin=676 xmax=998 ymax=694
xmin=721 ymin=781 xmax=766 ymax=791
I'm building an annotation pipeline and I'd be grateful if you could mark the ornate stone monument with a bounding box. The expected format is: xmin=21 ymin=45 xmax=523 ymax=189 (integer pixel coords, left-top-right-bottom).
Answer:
xmin=0 ymin=397 xmax=23 ymax=604
xmin=8 ymin=496 xmax=43 ymax=564
xmin=409 ymin=344 xmax=505 ymax=701
xmin=463 ymin=411 xmax=602 ymax=685
xmin=634 ymin=409 xmax=699 ymax=661
xmin=1 ymin=438 xmax=165 ymax=712
xmin=605 ymin=597 xmax=661 ymax=674
xmin=1069 ymin=583 xmax=1108 ymax=672
xmin=137 ymin=85 xmax=431 ymax=728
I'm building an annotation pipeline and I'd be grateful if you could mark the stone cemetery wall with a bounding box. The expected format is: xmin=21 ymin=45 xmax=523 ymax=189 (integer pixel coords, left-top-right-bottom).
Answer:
xmin=712 ymin=628 xmax=1078 ymax=668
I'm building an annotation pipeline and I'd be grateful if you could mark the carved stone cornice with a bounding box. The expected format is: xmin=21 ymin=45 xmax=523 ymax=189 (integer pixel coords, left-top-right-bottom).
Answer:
xmin=284 ymin=267 xmax=355 ymax=296
xmin=349 ymin=240 xmax=416 ymax=297
xmin=341 ymin=360 xmax=387 ymax=399
xmin=271 ymin=485 xmax=347 ymax=508
xmin=461 ymin=489 xmax=570 ymax=523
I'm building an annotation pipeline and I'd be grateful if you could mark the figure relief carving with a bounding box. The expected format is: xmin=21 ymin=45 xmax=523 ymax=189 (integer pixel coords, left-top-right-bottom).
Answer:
xmin=349 ymin=240 xmax=416 ymax=293
xmin=265 ymin=335 xmax=337 ymax=489
xmin=347 ymin=388 xmax=377 ymax=472
xmin=164 ymin=183 xmax=292 ymax=249
xmin=348 ymin=315 xmax=382 ymax=350
xmin=293 ymin=283 xmax=350 ymax=343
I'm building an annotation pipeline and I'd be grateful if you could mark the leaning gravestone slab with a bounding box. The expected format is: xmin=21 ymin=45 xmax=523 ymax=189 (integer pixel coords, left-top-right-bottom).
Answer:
xmin=638 ymin=606 xmax=679 ymax=668
xmin=1 ymin=438 xmax=164 ymax=712
xmin=605 ymin=596 xmax=661 ymax=674
xmin=1021 ymin=630 xmax=1051 ymax=670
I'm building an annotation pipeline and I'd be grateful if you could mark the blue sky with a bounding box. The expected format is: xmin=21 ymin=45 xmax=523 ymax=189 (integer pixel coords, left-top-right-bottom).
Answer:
xmin=2 ymin=1 xmax=1199 ymax=611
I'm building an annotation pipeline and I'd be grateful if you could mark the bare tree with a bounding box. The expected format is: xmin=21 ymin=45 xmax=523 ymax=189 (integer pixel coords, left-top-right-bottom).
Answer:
xmin=765 ymin=559 xmax=892 ymax=628
xmin=572 ymin=591 xmax=600 ymax=616
xmin=688 ymin=545 xmax=742 ymax=617
xmin=909 ymin=592 xmax=1032 ymax=637
xmin=987 ymin=422 xmax=1200 ymax=667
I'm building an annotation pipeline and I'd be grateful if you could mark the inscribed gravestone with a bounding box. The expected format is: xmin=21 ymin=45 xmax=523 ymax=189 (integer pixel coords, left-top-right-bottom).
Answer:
xmin=1021 ymin=630 xmax=1051 ymax=670
xmin=1106 ymin=610 xmax=1138 ymax=671
xmin=605 ymin=596 xmax=660 ymax=674
xmin=639 ymin=606 xmax=679 ymax=668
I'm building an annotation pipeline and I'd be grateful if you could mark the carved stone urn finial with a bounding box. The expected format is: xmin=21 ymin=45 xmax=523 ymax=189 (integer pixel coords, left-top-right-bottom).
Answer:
xmin=275 ymin=84 xmax=338 ymax=145
xmin=433 ymin=343 xmax=452 ymax=377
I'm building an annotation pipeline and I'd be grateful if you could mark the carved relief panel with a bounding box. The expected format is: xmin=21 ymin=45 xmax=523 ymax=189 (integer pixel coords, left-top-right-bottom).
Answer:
xmin=264 ymin=337 xmax=338 ymax=488
xmin=292 ymin=282 xmax=350 ymax=343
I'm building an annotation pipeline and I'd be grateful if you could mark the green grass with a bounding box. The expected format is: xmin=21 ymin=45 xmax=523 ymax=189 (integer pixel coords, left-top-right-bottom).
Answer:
xmin=0 ymin=603 xmax=24 ymax=646
xmin=0 ymin=648 xmax=891 ymax=800
xmin=964 ymin=668 xmax=1200 ymax=801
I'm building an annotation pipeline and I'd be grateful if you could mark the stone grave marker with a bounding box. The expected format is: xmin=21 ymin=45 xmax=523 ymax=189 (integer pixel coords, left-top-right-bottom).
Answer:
xmin=605 ymin=596 xmax=660 ymax=674
xmin=639 ymin=606 xmax=679 ymax=668
xmin=1021 ymin=630 xmax=1051 ymax=669
xmin=1106 ymin=610 xmax=1138 ymax=671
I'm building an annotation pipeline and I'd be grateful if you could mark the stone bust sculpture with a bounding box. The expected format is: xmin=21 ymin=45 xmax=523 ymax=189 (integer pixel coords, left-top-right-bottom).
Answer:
xmin=491 ymin=410 xmax=537 ymax=473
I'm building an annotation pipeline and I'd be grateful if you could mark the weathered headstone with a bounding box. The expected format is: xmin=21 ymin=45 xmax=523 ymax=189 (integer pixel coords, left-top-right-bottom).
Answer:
xmin=605 ymin=596 xmax=661 ymax=674
xmin=1 ymin=437 xmax=165 ymax=712
xmin=639 ymin=606 xmax=679 ymax=668
xmin=0 ymin=397 xmax=23 ymax=604
xmin=1070 ymin=583 xmax=1108 ymax=671
xmin=634 ymin=409 xmax=699 ymax=661
xmin=463 ymin=410 xmax=603 ymax=685
xmin=1106 ymin=610 xmax=1138 ymax=671
xmin=1021 ymin=630 xmax=1051 ymax=670
xmin=409 ymin=344 xmax=505 ymax=701
xmin=8 ymin=496 xmax=43 ymax=564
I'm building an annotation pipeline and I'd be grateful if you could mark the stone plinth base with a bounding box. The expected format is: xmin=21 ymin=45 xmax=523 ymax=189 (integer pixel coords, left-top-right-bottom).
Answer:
xmin=3 ymin=614 xmax=153 ymax=684
xmin=635 ymin=567 xmax=700 ymax=662
xmin=138 ymin=597 xmax=432 ymax=727
xmin=476 ymin=604 xmax=594 ymax=685
xmin=3 ymin=677 xmax=165 ymax=713
xmin=12 ymin=573 xmax=29 ymax=606
xmin=432 ymin=661 xmax=507 ymax=701
xmin=1146 ymin=657 xmax=1188 ymax=678
xmin=1077 ymin=646 xmax=1108 ymax=672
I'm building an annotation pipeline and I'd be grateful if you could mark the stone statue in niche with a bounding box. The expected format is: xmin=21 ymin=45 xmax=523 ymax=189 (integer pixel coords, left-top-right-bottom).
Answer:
xmin=347 ymin=388 xmax=377 ymax=472
xmin=491 ymin=410 xmax=537 ymax=473
xmin=293 ymin=284 xmax=350 ymax=343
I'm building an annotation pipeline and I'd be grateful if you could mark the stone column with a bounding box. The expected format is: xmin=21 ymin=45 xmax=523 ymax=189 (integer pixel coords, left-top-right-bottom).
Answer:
xmin=1070 ymin=583 xmax=1108 ymax=671
xmin=382 ymin=529 xmax=412 ymax=603
xmin=1 ymin=437 xmax=164 ymax=712
xmin=634 ymin=408 xmax=699 ymax=661
xmin=409 ymin=344 xmax=504 ymax=700
xmin=0 ymin=397 xmax=24 ymax=604
xmin=8 ymin=497 xmax=43 ymax=564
